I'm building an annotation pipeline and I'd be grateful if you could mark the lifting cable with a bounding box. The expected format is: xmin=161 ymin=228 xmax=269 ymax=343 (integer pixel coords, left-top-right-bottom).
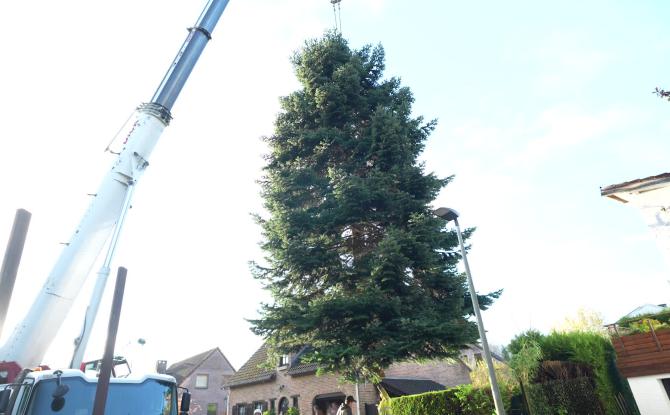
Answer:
xmin=330 ymin=0 xmax=342 ymax=34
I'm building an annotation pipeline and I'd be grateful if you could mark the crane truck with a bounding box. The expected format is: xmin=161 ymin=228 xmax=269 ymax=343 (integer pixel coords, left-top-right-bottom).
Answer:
xmin=0 ymin=0 xmax=230 ymax=413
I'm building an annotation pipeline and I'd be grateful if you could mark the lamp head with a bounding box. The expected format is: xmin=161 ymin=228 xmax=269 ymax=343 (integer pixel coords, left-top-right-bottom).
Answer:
xmin=433 ymin=207 xmax=460 ymax=222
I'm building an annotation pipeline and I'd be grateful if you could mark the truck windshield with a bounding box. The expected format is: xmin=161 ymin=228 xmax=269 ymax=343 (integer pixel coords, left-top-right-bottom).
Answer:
xmin=24 ymin=377 xmax=175 ymax=415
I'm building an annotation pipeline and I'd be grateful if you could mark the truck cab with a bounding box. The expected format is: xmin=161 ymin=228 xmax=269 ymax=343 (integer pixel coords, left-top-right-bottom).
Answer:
xmin=0 ymin=369 xmax=185 ymax=415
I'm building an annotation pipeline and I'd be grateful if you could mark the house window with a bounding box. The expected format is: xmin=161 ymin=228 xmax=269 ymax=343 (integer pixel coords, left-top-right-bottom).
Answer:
xmin=279 ymin=354 xmax=290 ymax=367
xmin=269 ymin=399 xmax=276 ymax=412
xmin=292 ymin=395 xmax=299 ymax=408
xmin=207 ymin=403 xmax=218 ymax=415
xmin=195 ymin=374 xmax=209 ymax=389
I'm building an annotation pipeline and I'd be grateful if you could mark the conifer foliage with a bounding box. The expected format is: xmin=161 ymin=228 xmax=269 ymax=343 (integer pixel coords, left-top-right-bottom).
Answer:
xmin=250 ymin=33 xmax=498 ymax=381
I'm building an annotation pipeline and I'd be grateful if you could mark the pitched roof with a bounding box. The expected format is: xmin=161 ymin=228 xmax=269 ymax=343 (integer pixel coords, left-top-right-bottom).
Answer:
xmin=226 ymin=344 xmax=276 ymax=388
xmin=166 ymin=348 xmax=219 ymax=385
xmin=380 ymin=378 xmax=445 ymax=397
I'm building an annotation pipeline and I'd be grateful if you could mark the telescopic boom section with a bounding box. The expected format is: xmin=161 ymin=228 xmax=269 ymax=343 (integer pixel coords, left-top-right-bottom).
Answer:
xmin=152 ymin=0 xmax=230 ymax=111
xmin=0 ymin=0 xmax=229 ymax=380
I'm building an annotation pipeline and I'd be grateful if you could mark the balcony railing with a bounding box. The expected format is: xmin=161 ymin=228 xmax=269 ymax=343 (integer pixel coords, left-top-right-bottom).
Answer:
xmin=606 ymin=320 xmax=670 ymax=378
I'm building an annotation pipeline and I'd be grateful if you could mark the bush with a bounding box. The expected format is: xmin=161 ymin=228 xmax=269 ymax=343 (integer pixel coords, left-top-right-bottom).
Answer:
xmin=378 ymin=384 xmax=493 ymax=415
xmin=542 ymin=332 xmax=623 ymax=415
xmin=469 ymin=360 xmax=519 ymax=411
xmin=286 ymin=408 xmax=300 ymax=415
xmin=621 ymin=318 xmax=667 ymax=334
xmin=508 ymin=330 xmax=638 ymax=415
xmin=525 ymin=376 xmax=604 ymax=414
xmin=617 ymin=308 xmax=670 ymax=328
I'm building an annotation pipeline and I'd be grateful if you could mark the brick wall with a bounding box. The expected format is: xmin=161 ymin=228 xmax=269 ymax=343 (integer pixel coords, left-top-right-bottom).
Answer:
xmin=182 ymin=351 xmax=236 ymax=415
xmin=230 ymin=369 xmax=368 ymax=415
xmin=230 ymin=359 xmax=471 ymax=415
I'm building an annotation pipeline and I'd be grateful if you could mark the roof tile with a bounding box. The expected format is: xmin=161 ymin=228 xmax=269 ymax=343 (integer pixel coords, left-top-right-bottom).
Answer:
xmin=226 ymin=344 xmax=276 ymax=388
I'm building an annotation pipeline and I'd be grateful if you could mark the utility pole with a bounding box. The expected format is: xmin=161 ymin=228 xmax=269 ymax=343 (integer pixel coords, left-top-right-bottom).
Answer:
xmin=434 ymin=207 xmax=506 ymax=415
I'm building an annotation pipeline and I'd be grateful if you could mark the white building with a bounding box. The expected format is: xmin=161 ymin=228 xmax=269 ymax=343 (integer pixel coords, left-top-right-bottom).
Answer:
xmin=602 ymin=173 xmax=670 ymax=414
xmin=601 ymin=172 xmax=670 ymax=265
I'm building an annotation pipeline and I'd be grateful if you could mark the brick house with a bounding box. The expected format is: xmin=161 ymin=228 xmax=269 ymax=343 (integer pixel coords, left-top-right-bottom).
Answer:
xmin=225 ymin=344 xmax=487 ymax=415
xmin=167 ymin=347 xmax=236 ymax=415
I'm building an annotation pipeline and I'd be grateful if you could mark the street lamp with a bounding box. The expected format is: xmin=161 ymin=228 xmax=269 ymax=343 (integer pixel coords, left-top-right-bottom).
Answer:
xmin=434 ymin=207 xmax=506 ymax=415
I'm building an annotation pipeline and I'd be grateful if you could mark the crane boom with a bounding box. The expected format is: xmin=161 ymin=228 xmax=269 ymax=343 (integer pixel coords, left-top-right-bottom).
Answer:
xmin=0 ymin=0 xmax=230 ymax=380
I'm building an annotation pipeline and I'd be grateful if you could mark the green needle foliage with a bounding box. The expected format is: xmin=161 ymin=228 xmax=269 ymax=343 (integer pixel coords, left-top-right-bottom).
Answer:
xmin=250 ymin=32 xmax=500 ymax=382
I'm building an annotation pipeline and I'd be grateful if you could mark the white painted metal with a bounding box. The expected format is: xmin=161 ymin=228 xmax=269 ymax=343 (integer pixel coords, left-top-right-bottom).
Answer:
xmin=0 ymin=111 xmax=166 ymax=369
xmin=11 ymin=368 xmax=177 ymax=384
xmin=69 ymin=182 xmax=136 ymax=370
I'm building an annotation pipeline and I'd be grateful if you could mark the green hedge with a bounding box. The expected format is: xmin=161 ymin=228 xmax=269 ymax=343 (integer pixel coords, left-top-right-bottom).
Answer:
xmin=378 ymin=384 xmax=493 ymax=415
xmin=525 ymin=377 xmax=603 ymax=414
xmin=508 ymin=330 xmax=638 ymax=415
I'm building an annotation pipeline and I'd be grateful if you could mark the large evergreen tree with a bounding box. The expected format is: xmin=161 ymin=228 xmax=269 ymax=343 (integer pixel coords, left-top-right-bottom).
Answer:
xmin=251 ymin=33 xmax=499 ymax=381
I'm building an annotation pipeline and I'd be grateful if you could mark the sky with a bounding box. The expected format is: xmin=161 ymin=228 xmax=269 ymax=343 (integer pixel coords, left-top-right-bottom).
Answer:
xmin=1 ymin=0 xmax=670 ymax=372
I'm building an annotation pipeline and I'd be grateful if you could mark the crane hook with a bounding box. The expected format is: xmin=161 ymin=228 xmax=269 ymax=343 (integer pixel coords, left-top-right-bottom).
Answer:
xmin=330 ymin=0 xmax=342 ymax=33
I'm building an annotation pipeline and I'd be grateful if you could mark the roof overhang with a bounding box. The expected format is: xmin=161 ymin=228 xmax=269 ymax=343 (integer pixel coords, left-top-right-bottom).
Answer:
xmin=601 ymin=173 xmax=670 ymax=204
xmin=227 ymin=373 xmax=276 ymax=389
xmin=380 ymin=377 xmax=445 ymax=397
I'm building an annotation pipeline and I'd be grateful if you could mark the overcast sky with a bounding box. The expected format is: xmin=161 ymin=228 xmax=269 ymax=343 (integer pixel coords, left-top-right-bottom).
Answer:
xmin=1 ymin=0 xmax=669 ymax=372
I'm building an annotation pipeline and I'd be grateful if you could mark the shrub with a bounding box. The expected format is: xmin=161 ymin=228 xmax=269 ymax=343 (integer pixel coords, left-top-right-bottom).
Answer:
xmin=470 ymin=360 xmax=519 ymax=411
xmin=622 ymin=318 xmax=667 ymax=334
xmin=508 ymin=337 xmax=542 ymax=385
xmin=286 ymin=408 xmax=300 ymax=415
xmin=525 ymin=377 xmax=603 ymax=414
xmin=617 ymin=308 xmax=670 ymax=328
xmin=541 ymin=332 xmax=621 ymax=414
xmin=378 ymin=384 xmax=493 ymax=415
xmin=507 ymin=330 xmax=638 ymax=415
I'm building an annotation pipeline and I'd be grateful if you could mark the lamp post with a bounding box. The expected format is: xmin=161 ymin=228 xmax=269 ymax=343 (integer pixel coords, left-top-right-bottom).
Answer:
xmin=434 ymin=207 xmax=506 ymax=415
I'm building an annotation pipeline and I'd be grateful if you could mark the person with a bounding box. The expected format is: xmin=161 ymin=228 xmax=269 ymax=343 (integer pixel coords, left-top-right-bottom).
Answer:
xmin=254 ymin=409 xmax=262 ymax=415
xmin=327 ymin=402 xmax=339 ymax=415
xmin=336 ymin=396 xmax=356 ymax=415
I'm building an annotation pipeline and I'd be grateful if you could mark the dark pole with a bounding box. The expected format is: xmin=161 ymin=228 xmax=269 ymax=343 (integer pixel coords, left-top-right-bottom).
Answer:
xmin=0 ymin=209 xmax=31 ymax=337
xmin=92 ymin=267 xmax=127 ymax=415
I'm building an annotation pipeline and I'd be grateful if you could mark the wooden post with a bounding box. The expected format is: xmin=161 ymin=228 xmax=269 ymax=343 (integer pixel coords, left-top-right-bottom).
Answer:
xmin=0 ymin=209 xmax=31 ymax=337
xmin=92 ymin=267 xmax=127 ymax=415
xmin=648 ymin=319 xmax=663 ymax=351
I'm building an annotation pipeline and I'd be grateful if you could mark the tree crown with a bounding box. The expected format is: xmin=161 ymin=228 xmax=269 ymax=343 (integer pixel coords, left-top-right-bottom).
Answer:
xmin=250 ymin=33 xmax=499 ymax=382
